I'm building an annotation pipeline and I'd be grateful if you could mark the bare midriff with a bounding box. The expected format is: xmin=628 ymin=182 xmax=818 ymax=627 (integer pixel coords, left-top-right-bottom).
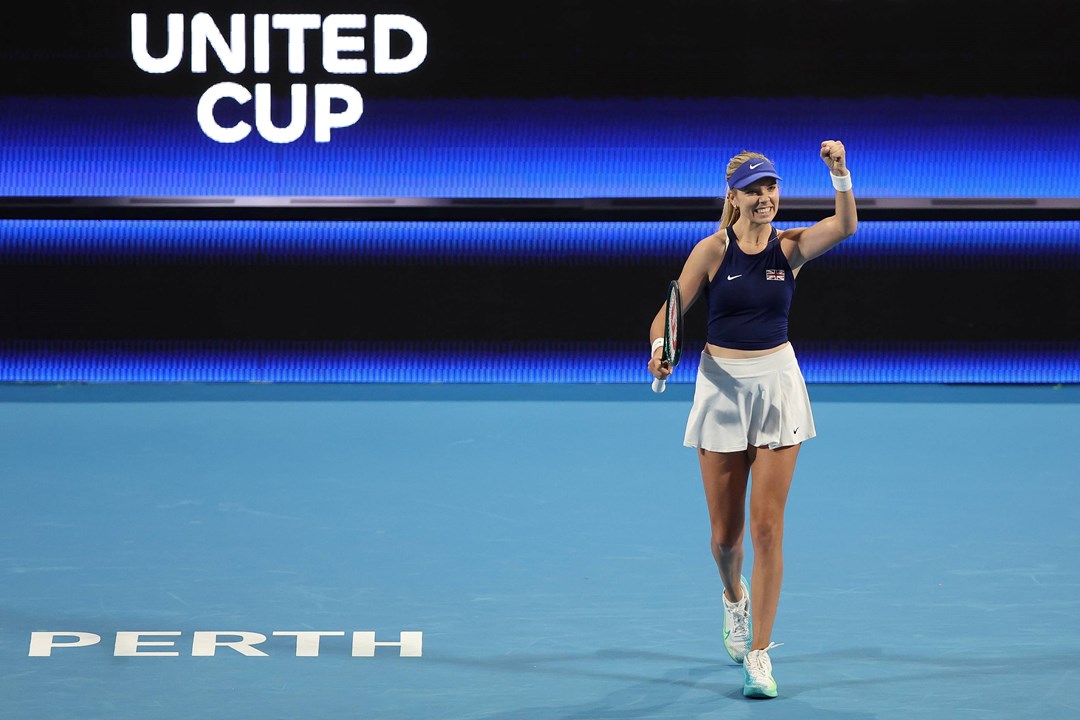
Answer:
xmin=704 ymin=341 xmax=790 ymax=359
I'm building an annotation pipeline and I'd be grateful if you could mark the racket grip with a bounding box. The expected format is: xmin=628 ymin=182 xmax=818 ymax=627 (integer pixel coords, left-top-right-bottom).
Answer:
xmin=651 ymin=377 xmax=666 ymax=393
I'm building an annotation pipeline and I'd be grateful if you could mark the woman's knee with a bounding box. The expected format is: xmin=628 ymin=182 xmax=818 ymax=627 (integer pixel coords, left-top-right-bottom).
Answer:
xmin=710 ymin=526 xmax=744 ymax=556
xmin=749 ymin=517 xmax=784 ymax=553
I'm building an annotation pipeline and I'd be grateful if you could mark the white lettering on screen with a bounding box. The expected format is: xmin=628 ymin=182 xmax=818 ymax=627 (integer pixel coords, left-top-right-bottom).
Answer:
xmin=131 ymin=12 xmax=428 ymax=142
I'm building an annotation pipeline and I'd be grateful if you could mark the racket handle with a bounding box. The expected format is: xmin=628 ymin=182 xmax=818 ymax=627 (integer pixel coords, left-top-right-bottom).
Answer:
xmin=651 ymin=377 xmax=666 ymax=393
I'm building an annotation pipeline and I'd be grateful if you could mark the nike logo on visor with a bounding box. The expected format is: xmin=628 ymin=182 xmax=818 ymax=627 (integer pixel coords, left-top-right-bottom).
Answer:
xmin=748 ymin=162 xmax=764 ymax=169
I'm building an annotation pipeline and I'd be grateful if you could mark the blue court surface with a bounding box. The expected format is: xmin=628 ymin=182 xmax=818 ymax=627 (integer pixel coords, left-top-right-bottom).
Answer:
xmin=2 ymin=382 xmax=1078 ymax=720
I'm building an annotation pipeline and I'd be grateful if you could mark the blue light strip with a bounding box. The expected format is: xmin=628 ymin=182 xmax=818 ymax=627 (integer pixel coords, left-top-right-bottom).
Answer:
xmin=2 ymin=96 xmax=1079 ymax=198
xmin=2 ymin=219 xmax=1079 ymax=265
xmin=1 ymin=218 xmax=1076 ymax=384
xmin=0 ymin=341 xmax=1076 ymax=384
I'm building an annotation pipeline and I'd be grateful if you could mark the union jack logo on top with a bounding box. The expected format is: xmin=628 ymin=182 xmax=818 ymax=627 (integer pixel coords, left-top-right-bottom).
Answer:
xmin=765 ymin=269 xmax=786 ymax=281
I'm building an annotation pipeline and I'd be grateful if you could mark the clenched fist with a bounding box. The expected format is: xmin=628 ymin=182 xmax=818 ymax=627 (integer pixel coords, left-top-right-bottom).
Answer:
xmin=820 ymin=140 xmax=847 ymax=175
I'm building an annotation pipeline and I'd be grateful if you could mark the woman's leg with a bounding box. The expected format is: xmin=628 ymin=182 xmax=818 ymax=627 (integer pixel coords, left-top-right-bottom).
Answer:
xmin=745 ymin=443 xmax=800 ymax=649
xmin=698 ymin=448 xmax=750 ymax=600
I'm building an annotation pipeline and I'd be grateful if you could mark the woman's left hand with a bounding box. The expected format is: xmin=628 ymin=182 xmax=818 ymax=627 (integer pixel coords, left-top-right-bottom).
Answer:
xmin=820 ymin=140 xmax=847 ymax=175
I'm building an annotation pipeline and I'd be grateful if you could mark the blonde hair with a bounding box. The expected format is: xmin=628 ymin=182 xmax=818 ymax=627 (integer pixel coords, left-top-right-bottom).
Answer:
xmin=718 ymin=150 xmax=772 ymax=230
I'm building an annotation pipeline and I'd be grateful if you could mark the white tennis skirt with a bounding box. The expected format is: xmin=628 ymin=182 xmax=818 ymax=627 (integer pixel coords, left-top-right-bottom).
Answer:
xmin=683 ymin=343 xmax=816 ymax=452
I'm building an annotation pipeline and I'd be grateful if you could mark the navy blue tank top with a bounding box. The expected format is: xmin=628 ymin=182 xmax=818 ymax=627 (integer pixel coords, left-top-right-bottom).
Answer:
xmin=705 ymin=226 xmax=795 ymax=350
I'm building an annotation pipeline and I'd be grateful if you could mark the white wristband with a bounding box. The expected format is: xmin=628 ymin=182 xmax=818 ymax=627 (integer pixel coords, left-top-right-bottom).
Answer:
xmin=831 ymin=172 xmax=852 ymax=192
xmin=651 ymin=337 xmax=665 ymax=354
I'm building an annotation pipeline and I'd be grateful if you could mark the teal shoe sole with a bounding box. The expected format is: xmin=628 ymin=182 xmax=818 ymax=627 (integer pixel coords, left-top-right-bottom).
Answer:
xmin=742 ymin=683 xmax=778 ymax=699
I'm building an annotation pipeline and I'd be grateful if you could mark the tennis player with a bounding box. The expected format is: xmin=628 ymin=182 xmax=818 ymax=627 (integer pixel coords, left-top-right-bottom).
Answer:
xmin=648 ymin=141 xmax=858 ymax=698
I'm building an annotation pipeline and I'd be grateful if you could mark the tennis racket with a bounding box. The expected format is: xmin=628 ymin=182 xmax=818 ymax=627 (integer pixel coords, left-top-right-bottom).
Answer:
xmin=651 ymin=280 xmax=683 ymax=393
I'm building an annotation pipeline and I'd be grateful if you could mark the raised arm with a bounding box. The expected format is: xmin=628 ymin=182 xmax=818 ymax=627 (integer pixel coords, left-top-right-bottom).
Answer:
xmin=785 ymin=140 xmax=858 ymax=270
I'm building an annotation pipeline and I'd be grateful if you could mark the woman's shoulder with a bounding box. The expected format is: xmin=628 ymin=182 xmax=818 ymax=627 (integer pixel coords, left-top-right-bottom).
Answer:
xmin=693 ymin=229 xmax=728 ymax=257
xmin=777 ymin=226 xmax=809 ymax=243
xmin=777 ymin=225 xmax=811 ymax=267
xmin=683 ymin=230 xmax=728 ymax=280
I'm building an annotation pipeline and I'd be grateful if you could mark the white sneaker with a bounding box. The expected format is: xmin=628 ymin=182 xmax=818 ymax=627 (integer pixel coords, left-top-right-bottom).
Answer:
xmin=743 ymin=642 xmax=782 ymax=698
xmin=722 ymin=576 xmax=752 ymax=663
